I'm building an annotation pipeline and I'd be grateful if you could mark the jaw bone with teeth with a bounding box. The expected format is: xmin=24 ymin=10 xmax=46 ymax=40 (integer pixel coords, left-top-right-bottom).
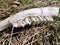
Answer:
xmin=0 ymin=7 xmax=59 ymax=31
xmin=12 ymin=16 xmax=53 ymax=27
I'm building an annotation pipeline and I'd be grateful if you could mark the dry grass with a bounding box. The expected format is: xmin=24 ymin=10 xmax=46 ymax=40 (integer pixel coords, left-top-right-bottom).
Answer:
xmin=0 ymin=22 xmax=57 ymax=45
xmin=0 ymin=23 xmax=53 ymax=45
xmin=0 ymin=0 xmax=60 ymax=45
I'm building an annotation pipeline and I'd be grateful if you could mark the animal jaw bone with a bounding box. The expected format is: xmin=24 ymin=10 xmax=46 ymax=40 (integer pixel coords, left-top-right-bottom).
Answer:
xmin=0 ymin=7 xmax=59 ymax=31
xmin=12 ymin=16 xmax=53 ymax=28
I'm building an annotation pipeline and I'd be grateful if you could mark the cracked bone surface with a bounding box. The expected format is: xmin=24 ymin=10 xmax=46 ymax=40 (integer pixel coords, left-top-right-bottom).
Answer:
xmin=0 ymin=7 xmax=59 ymax=31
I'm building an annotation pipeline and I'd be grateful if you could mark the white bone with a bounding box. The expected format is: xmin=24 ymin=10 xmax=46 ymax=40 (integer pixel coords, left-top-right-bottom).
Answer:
xmin=41 ymin=7 xmax=59 ymax=16
xmin=35 ymin=17 xmax=39 ymax=22
xmin=24 ymin=18 xmax=31 ymax=25
xmin=38 ymin=16 xmax=44 ymax=21
xmin=48 ymin=16 xmax=53 ymax=21
xmin=0 ymin=7 xmax=59 ymax=31
xmin=34 ymin=17 xmax=40 ymax=24
xmin=18 ymin=20 xmax=25 ymax=27
xmin=31 ymin=17 xmax=36 ymax=22
xmin=13 ymin=23 xmax=18 ymax=27
xmin=40 ymin=16 xmax=46 ymax=21
xmin=45 ymin=16 xmax=50 ymax=21
xmin=10 ymin=7 xmax=59 ymax=24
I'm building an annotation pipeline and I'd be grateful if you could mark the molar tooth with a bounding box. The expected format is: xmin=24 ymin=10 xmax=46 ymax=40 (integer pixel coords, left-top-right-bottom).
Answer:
xmin=35 ymin=17 xmax=39 ymax=21
xmin=18 ymin=20 xmax=25 ymax=27
xmin=44 ymin=16 xmax=50 ymax=21
xmin=34 ymin=17 xmax=40 ymax=24
xmin=24 ymin=18 xmax=31 ymax=25
xmin=48 ymin=16 xmax=53 ymax=21
xmin=38 ymin=16 xmax=44 ymax=21
xmin=22 ymin=21 xmax=26 ymax=27
xmin=30 ymin=17 xmax=37 ymax=25
xmin=41 ymin=16 xmax=46 ymax=21
xmin=31 ymin=17 xmax=36 ymax=22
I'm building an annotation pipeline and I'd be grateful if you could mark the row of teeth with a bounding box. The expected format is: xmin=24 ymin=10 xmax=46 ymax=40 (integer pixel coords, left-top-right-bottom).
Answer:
xmin=12 ymin=16 xmax=53 ymax=27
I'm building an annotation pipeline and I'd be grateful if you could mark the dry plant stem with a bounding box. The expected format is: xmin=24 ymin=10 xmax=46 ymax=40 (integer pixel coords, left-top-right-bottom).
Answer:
xmin=22 ymin=32 xmax=38 ymax=45
xmin=56 ymin=36 xmax=59 ymax=45
xmin=0 ymin=7 xmax=59 ymax=31
xmin=7 ymin=39 xmax=14 ymax=45
xmin=27 ymin=39 xmax=38 ymax=45
xmin=10 ymin=27 xmax=14 ymax=45
xmin=0 ymin=34 xmax=9 ymax=43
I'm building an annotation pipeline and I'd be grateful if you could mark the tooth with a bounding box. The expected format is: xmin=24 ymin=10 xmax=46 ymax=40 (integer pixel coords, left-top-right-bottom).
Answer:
xmin=31 ymin=17 xmax=36 ymax=22
xmin=38 ymin=16 xmax=44 ymax=21
xmin=24 ymin=18 xmax=32 ymax=25
xmin=41 ymin=16 xmax=46 ymax=21
xmin=18 ymin=20 xmax=25 ymax=27
xmin=44 ymin=16 xmax=50 ymax=21
xmin=35 ymin=17 xmax=39 ymax=21
xmin=48 ymin=16 xmax=53 ymax=21
xmin=22 ymin=21 xmax=26 ymax=27
xmin=34 ymin=17 xmax=40 ymax=23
